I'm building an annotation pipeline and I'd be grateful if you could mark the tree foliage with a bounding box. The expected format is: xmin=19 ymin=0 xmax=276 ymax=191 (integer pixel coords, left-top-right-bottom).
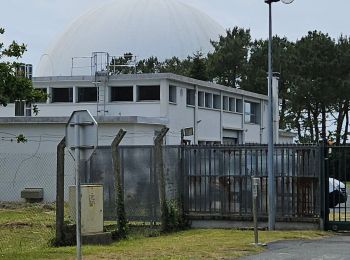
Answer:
xmin=207 ymin=27 xmax=251 ymax=87
xmin=107 ymin=28 xmax=350 ymax=144
xmin=0 ymin=27 xmax=46 ymax=107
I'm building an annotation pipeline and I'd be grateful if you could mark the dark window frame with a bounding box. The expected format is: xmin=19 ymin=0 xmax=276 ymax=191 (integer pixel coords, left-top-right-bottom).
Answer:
xmin=244 ymin=101 xmax=259 ymax=124
xmin=111 ymin=86 xmax=134 ymax=102
xmin=77 ymin=87 xmax=98 ymax=103
xmin=213 ymin=94 xmax=221 ymax=109
xmin=205 ymin=92 xmax=212 ymax=108
xmin=52 ymin=88 xmax=73 ymax=103
xmin=186 ymin=89 xmax=195 ymax=106
xmin=15 ymin=100 xmax=31 ymax=117
xmin=236 ymin=99 xmax=243 ymax=113
xmin=198 ymin=91 xmax=204 ymax=107
xmin=137 ymin=85 xmax=160 ymax=101
xmin=169 ymin=85 xmax=177 ymax=103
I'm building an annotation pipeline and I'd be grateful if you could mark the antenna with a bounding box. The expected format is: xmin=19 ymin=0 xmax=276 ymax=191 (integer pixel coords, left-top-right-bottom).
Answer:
xmin=281 ymin=0 xmax=294 ymax=4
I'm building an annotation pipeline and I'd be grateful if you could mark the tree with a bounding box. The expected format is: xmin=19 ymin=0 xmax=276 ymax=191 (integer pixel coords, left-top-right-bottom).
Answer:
xmin=330 ymin=35 xmax=350 ymax=144
xmin=0 ymin=28 xmax=46 ymax=107
xmin=159 ymin=56 xmax=191 ymax=76
xmin=241 ymin=36 xmax=295 ymax=129
xmin=109 ymin=52 xmax=136 ymax=74
xmin=188 ymin=51 xmax=208 ymax=81
xmin=136 ymin=56 xmax=160 ymax=73
xmin=291 ymin=31 xmax=337 ymax=142
xmin=207 ymin=27 xmax=251 ymax=87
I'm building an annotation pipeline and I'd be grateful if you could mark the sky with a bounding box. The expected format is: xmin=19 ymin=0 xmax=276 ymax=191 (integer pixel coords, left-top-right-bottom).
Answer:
xmin=1 ymin=0 xmax=350 ymax=73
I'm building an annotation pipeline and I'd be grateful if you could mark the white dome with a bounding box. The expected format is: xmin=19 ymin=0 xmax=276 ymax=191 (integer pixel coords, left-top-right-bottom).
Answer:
xmin=36 ymin=0 xmax=225 ymax=76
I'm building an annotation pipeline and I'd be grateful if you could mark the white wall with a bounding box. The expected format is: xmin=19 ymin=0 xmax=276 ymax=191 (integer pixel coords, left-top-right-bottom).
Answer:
xmin=167 ymin=83 xmax=196 ymax=144
xmin=0 ymin=122 xmax=163 ymax=202
xmin=222 ymin=112 xmax=243 ymax=130
xmin=197 ymin=109 xmax=221 ymax=142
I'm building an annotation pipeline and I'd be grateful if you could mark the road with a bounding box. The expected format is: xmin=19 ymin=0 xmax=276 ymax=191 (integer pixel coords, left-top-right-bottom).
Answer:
xmin=240 ymin=233 xmax=350 ymax=260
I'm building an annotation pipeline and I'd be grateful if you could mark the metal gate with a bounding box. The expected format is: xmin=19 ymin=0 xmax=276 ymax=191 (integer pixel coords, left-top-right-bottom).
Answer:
xmin=325 ymin=145 xmax=350 ymax=230
xmin=183 ymin=145 xmax=321 ymax=221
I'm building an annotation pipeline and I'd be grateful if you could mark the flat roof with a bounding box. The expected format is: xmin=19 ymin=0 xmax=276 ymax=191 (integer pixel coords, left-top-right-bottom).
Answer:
xmin=33 ymin=73 xmax=269 ymax=101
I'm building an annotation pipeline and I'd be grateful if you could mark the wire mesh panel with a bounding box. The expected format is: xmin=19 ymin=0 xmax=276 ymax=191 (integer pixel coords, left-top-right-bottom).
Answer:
xmin=163 ymin=146 xmax=182 ymax=201
xmin=120 ymin=146 xmax=159 ymax=222
xmin=0 ymin=151 xmax=75 ymax=202
xmin=89 ymin=146 xmax=160 ymax=223
xmin=88 ymin=147 xmax=115 ymax=219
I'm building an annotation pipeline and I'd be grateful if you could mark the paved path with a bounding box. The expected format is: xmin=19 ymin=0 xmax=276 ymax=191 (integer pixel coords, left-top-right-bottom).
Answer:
xmin=240 ymin=234 xmax=350 ymax=260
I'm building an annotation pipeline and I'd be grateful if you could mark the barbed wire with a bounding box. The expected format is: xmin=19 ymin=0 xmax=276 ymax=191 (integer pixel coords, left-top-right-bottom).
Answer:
xmin=12 ymin=136 xmax=42 ymax=188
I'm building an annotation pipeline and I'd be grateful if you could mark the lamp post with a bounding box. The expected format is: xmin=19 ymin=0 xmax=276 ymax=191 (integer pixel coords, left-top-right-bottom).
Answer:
xmin=264 ymin=0 xmax=294 ymax=231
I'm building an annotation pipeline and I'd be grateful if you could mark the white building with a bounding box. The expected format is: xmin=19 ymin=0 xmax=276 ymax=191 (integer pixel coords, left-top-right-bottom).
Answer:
xmin=0 ymin=0 xmax=294 ymax=202
xmin=0 ymin=72 xmax=290 ymax=154
xmin=0 ymin=72 xmax=293 ymax=202
xmin=0 ymin=0 xmax=295 ymax=154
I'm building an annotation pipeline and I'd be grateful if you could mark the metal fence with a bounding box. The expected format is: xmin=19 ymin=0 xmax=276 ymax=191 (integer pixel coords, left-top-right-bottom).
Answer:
xmin=87 ymin=145 xmax=182 ymax=223
xmin=325 ymin=145 xmax=350 ymax=230
xmin=88 ymin=146 xmax=159 ymax=222
xmin=0 ymin=143 xmax=322 ymax=224
xmin=85 ymin=144 xmax=321 ymax=224
xmin=182 ymin=145 xmax=321 ymax=221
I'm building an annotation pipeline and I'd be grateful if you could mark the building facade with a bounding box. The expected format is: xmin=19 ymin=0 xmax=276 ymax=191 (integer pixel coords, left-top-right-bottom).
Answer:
xmin=0 ymin=73 xmax=290 ymax=154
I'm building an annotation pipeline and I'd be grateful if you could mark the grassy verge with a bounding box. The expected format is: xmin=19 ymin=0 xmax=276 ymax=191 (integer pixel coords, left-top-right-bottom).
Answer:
xmin=0 ymin=203 xmax=329 ymax=260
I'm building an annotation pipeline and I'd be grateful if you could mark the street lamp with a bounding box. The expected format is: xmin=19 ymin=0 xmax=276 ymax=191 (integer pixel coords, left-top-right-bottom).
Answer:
xmin=264 ymin=0 xmax=294 ymax=231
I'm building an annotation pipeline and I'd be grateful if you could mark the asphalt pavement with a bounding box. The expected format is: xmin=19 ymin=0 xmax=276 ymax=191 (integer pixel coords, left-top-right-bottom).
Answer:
xmin=240 ymin=233 xmax=350 ymax=260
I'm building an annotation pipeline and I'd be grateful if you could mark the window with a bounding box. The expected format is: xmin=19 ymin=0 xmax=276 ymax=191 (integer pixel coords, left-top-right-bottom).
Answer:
xmin=169 ymin=85 xmax=177 ymax=103
xmin=15 ymin=64 xmax=32 ymax=79
xmin=223 ymin=96 xmax=229 ymax=111
xmin=205 ymin=93 xmax=212 ymax=108
xmin=198 ymin=91 xmax=204 ymax=107
xmin=15 ymin=101 xmax=31 ymax=116
xmin=223 ymin=137 xmax=238 ymax=145
xmin=35 ymin=88 xmax=48 ymax=103
xmin=52 ymin=88 xmax=73 ymax=103
xmin=229 ymin=98 xmax=235 ymax=112
xmin=137 ymin=85 xmax=160 ymax=101
xmin=213 ymin=94 xmax=221 ymax=109
xmin=111 ymin=86 xmax=133 ymax=101
xmin=236 ymin=99 xmax=243 ymax=113
xmin=186 ymin=89 xmax=195 ymax=106
xmin=245 ymin=101 xmax=260 ymax=124
xmin=77 ymin=87 xmax=97 ymax=102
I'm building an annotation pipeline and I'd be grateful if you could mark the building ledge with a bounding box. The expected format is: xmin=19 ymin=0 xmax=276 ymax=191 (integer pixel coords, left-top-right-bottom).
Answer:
xmin=0 ymin=116 xmax=168 ymax=125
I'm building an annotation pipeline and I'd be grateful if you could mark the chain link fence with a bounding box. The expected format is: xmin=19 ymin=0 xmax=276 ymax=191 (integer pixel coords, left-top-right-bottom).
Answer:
xmin=0 ymin=150 xmax=75 ymax=202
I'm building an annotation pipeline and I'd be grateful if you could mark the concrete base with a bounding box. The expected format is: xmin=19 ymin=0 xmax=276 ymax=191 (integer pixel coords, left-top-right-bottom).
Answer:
xmin=190 ymin=220 xmax=320 ymax=230
xmin=82 ymin=232 xmax=113 ymax=245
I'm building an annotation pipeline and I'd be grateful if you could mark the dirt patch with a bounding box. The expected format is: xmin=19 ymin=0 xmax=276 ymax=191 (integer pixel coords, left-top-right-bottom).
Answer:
xmin=0 ymin=221 xmax=33 ymax=228
xmin=0 ymin=201 xmax=56 ymax=211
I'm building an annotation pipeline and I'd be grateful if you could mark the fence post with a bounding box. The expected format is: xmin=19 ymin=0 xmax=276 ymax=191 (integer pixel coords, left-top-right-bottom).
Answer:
xmin=320 ymin=140 xmax=328 ymax=230
xmin=252 ymin=177 xmax=260 ymax=245
xmin=56 ymin=137 xmax=66 ymax=245
xmin=111 ymin=129 xmax=127 ymax=237
xmin=179 ymin=144 xmax=186 ymax=221
xmin=154 ymin=127 xmax=169 ymax=231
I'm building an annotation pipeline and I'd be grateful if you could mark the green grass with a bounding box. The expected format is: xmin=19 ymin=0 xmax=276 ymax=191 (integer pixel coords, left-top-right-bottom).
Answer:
xmin=0 ymin=203 xmax=329 ymax=260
